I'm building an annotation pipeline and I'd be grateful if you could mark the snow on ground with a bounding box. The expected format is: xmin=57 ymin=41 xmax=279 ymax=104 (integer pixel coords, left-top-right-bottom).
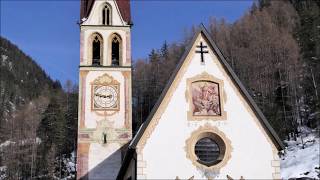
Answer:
xmin=0 ymin=138 xmax=41 ymax=150
xmin=0 ymin=140 xmax=15 ymax=150
xmin=281 ymin=127 xmax=320 ymax=179
xmin=0 ymin=166 xmax=7 ymax=180
xmin=66 ymin=151 xmax=76 ymax=175
xmin=1 ymin=55 xmax=8 ymax=64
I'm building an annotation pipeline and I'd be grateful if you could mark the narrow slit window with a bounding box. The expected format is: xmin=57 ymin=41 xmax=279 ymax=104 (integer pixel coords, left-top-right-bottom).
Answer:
xmin=106 ymin=8 xmax=110 ymax=25
xmin=102 ymin=9 xmax=106 ymax=25
xmin=103 ymin=133 xmax=107 ymax=144
xmin=103 ymin=5 xmax=111 ymax=25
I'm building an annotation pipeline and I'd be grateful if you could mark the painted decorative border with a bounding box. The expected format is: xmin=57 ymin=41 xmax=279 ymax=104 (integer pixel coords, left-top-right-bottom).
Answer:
xmin=185 ymin=124 xmax=233 ymax=172
xmin=90 ymin=73 xmax=120 ymax=111
xmin=79 ymin=70 xmax=89 ymax=128
xmin=186 ymin=72 xmax=227 ymax=121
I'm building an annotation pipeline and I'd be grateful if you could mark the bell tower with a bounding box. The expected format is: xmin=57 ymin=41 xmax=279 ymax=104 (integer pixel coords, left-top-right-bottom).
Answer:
xmin=77 ymin=0 xmax=132 ymax=179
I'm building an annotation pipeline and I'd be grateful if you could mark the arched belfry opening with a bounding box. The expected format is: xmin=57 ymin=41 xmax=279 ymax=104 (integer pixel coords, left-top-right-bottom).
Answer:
xmin=102 ymin=4 xmax=111 ymax=25
xmin=91 ymin=34 xmax=103 ymax=66
xmin=111 ymin=34 xmax=121 ymax=66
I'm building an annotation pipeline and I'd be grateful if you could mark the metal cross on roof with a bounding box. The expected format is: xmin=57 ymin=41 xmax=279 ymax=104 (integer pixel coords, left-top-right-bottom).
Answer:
xmin=196 ymin=41 xmax=209 ymax=63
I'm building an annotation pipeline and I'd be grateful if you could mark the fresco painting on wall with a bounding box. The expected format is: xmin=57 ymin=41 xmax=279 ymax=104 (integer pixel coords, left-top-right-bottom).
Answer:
xmin=191 ymin=81 xmax=221 ymax=116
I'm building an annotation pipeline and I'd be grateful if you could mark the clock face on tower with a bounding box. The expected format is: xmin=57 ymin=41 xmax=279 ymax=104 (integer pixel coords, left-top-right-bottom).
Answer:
xmin=91 ymin=73 xmax=120 ymax=111
xmin=93 ymin=85 xmax=118 ymax=109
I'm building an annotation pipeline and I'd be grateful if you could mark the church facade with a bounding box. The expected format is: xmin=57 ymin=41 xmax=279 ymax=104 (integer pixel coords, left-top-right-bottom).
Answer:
xmin=77 ymin=0 xmax=284 ymax=179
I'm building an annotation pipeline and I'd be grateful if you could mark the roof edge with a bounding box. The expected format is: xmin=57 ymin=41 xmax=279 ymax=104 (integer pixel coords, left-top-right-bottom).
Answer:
xmin=80 ymin=0 xmax=131 ymax=24
xmin=130 ymin=24 xmax=284 ymax=151
xmin=129 ymin=26 xmax=202 ymax=149
xmin=200 ymin=24 xmax=284 ymax=150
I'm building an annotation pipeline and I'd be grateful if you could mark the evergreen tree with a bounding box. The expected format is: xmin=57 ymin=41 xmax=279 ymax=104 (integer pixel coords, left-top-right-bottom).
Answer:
xmin=36 ymin=96 xmax=65 ymax=177
xmin=290 ymin=0 xmax=320 ymax=128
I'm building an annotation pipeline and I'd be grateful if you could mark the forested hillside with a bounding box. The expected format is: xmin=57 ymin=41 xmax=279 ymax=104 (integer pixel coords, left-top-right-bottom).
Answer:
xmin=0 ymin=37 xmax=78 ymax=179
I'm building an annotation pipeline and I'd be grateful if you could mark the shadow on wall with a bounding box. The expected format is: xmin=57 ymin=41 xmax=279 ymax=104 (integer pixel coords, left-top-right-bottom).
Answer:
xmin=80 ymin=145 xmax=127 ymax=180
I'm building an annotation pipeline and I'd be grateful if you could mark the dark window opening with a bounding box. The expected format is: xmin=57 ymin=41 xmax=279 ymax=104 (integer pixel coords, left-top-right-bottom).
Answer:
xmin=106 ymin=8 xmax=110 ymax=25
xmin=103 ymin=6 xmax=111 ymax=25
xmin=112 ymin=37 xmax=120 ymax=66
xmin=103 ymin=133 xmax=107 ymax=144
xmin=195 ymin=137 xmax=221 ymax=166
xmin=102 ymin=9 xmax=106 ymax=25
xmin=92 ymin=36 xmax=101 ymax=66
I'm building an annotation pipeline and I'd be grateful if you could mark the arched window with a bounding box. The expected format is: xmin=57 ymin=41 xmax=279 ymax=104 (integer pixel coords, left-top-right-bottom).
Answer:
xmin=102 ymin=4 xmax=111 ymax=25
xmin=111 ymin=35 xmax=121 ymax=66
xmin=92 ymin=34 xmax=103 ymax=66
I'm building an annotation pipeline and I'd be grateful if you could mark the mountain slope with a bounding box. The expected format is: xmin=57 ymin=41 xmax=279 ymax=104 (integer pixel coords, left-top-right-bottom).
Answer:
xmin=0 ymin=36 xmax=57 ymax=142
xmin=0 ymin=36 xmax=78 ymax=179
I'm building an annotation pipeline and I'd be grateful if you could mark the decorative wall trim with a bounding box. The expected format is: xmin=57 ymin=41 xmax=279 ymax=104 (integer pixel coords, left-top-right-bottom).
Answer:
xmin=78 ymin=128 xmax=95 ymax=143
xmin=227 ymin=175 xmax=245 ymax=180
xmin=175 ymin=175 xmax=194 ymax=180
xmin=122 ymin=71 xmax=131 ymax=129
xmin=80 ymin=30 xmax=85 ymax=63
xmin=136 ymin=151 xmax=147 ymax=179
xmin=79 ymin=66 xmax=132 ymax=70
xmin=186 ymin=72 xmax=227 ymax=121
xmin=76 ymin=143 xmax=90 ymax=180
xmin=81 ymin=25 xmax=131 ymax=28
xmin=271 ymin=149 xmax=281 ymax=180
xmin=79 ymin=70 xmax=89 ymax=128
xmin=90 ymin=73 xmax=120 ymax=112
xmin=175 ymin=175 xmax=245 ymax=180
xmin=125 ymin=31 xmax=131 ymax=66
xmin=185 ymin=124 xmax=233 ymax=172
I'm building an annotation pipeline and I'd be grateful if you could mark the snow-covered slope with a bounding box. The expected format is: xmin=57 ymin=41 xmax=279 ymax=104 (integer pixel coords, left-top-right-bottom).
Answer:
xmin=281 ymin=127 xmax=320 ymax=179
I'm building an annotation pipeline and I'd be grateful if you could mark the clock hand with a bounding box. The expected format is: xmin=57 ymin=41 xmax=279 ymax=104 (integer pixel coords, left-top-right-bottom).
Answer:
xmin=95 ymin=93 xmax=107 ymax=98
xmin=95 ymin=93 xmax=112 ymax=99
xmin=106 ymin=95 xmax=112 ymax=98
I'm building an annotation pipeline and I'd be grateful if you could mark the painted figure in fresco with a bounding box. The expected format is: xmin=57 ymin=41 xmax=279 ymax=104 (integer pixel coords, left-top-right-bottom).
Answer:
xmin=192 ymin=82 xmax=220 ymax=116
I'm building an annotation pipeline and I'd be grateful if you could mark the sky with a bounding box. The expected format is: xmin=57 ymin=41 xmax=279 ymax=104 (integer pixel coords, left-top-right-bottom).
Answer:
xmin=1 ymin=0 xmax=253 ymax=84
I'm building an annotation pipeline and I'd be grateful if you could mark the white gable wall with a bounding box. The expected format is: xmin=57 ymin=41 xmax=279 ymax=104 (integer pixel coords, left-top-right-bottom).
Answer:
xmin=138 ymin=34 xmax=278 ymax=179
xmin=82 ymin=0 xmax=126 ymax=26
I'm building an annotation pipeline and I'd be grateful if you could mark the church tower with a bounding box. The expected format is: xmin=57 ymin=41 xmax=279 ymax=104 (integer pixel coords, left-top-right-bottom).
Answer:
xmin=77 ymin=0 xmax=132 ymax=179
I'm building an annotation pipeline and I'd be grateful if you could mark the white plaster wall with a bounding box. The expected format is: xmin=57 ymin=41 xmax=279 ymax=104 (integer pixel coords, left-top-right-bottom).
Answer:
xmin=80 ymin=27 xmax=130 ymax=66
xmin=82 ymin=0 xmax=126 ymax=25
xmin=84 ymin=70 xmax=125 ymax=129
xmin=88 ymin=143 xmax=122 ymax=179
xmin=141 ymin=35 xmax=275 ymax=179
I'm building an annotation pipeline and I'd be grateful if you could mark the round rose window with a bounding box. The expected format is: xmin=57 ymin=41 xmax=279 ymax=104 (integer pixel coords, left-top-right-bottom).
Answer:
xmin=195 ymin=137 xmax=221 ymax=166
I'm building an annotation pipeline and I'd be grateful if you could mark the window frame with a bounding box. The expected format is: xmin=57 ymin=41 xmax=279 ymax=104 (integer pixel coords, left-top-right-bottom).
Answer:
xmin=185 ymin=124 xmax=232 ymax=171
xmin=88 ymin=33 xmax=104 ymax=66
xmin=102 ymin=3 xmax=112 ymax=25
xmin=186 ymin=72 xmax=227 ymax=121
xmin=195 ymin=137 xmax=221 ymax=166
xmin=108 ymin=33 xmax=122 ymax=66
